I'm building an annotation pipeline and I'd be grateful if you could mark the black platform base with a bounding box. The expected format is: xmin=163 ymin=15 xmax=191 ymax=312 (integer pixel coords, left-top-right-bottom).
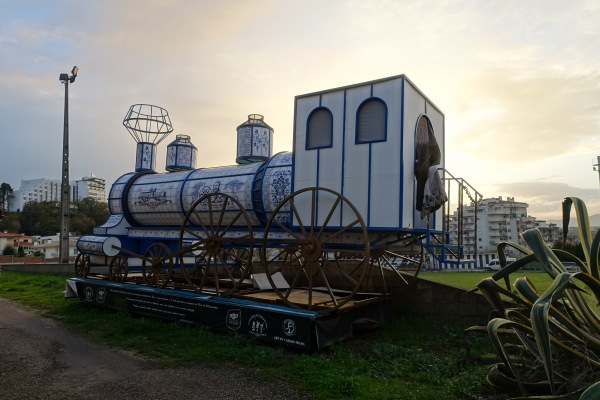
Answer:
xmin=65 ymin=278 xmax=389 ymax=351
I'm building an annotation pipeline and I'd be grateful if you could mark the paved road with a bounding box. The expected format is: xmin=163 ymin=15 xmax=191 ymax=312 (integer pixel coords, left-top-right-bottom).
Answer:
xmin=0 ymin=298 xmax=314 ymax=400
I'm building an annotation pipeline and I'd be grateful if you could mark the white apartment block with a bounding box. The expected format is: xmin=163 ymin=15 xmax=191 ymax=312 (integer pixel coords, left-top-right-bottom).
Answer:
xmin=8 ymin=174 xmax=106 ymax=211
xmin=449 ymin=196 xmax=559 ymax=267
xmin=8 ymin=178 xmax=61 ymax=211
xmin=72 ymin=174 xmax=106 ymax=203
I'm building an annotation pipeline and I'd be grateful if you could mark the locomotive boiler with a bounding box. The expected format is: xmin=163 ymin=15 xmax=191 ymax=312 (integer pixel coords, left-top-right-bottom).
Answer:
xmin=76 ymin=74 xmax=449 ymax=312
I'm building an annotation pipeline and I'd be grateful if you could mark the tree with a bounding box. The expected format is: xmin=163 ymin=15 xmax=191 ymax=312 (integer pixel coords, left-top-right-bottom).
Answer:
xmin=0 ymin=182 xmax=13 ymax=212
xmin=0 ymin=212 xmax=21 ymax=232
xmin=19 ymin=201 xmax=61 ymax=236
xmin=72 ymin=198 xmax=109 ymax=229
xmin=70 ymin=213 xmax=96 ymax=236
xmin=552 ymin=240 xmax=584 ymax=260
xmin=69 ymin=198 xmax=109 ymax=235
xmin=18 ymin=198 xmax=109 ymax=236
xmin=17 ymin=245 xmax=25 ymax=257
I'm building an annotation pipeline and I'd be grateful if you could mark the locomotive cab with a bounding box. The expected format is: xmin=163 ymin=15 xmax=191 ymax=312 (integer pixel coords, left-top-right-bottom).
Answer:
xmin=292 ymin=74 xmax=445 ymax=231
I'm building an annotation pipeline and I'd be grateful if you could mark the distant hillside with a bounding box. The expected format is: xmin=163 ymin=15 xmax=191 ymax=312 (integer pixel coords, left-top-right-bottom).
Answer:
xmin=547 ymin=214 xmax=600 ymax=228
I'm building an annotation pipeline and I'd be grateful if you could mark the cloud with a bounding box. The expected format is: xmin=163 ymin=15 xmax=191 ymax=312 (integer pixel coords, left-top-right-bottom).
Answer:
xmin=491 ymin=181 xmax=600 ymax=220
xmin=450 ymin=69 xmax=600 ymax=154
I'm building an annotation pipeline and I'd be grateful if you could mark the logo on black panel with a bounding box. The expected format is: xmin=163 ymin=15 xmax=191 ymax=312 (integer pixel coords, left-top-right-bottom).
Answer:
xmin=226 ymin=309 xmax=242 ymax=330
xmin=248 ymin=314 xmax=268 ymax=337
xmin=84 ymin=287 xmax=94 ymax=302
xmin=282 ymin=319 xmax=296 ymax=337
xmin=96 ymin=288 xmax=106 ymax=304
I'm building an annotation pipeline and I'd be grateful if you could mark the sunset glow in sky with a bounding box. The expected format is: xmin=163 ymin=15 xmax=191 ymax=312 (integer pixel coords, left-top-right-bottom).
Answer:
xmin=1 ymin=0 xmax=599 ymax=220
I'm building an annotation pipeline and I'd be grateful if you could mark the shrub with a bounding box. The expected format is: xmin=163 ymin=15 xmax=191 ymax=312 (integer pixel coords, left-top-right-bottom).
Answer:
xmin=2 ymin=244 xmax=15 ymax=256
xmin=468 ymin=197 xmax=600 ymax=398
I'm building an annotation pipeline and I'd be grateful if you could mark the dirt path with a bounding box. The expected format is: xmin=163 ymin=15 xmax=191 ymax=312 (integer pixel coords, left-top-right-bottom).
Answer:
xmin=0 ymin=298 xmax=314 ymax=400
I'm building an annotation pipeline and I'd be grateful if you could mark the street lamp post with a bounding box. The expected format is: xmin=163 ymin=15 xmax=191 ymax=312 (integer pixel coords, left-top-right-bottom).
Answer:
xmin=594 ymin=156 xmax=600 ymax=189
xmin=59 ymin=66 xmax=78 ymax=264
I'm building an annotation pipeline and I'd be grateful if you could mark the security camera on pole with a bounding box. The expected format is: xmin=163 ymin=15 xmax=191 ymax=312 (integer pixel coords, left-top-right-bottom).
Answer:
xmin=59 ymin=66 xmax=78 ymax=264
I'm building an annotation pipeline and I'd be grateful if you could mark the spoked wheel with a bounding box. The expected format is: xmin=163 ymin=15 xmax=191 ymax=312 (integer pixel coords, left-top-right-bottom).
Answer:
xmin=178 ymin=193 xmax=254 ymax=296
xmin=365 ymin=248 xmax=424 ymax=294
xmin=260 ymin=187 xmax=370 ymax=312
xmin=141 ymin=243 xmax=173 ymax=288
xmin=374 ymin=242 xmax=425 ymax=275
xmin=222 ymin=247 xmax=255 ymax=283
xmin=74 ymin=253 xmax=91 ymax=278
xmin=109 ymin=255 xmax=129 ymax=283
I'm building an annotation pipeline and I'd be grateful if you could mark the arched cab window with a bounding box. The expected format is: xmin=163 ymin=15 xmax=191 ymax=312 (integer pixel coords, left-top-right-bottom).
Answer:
xmin=306 ymin=107 xmax=333 ymax=150
xmin=356 ymin=98 xmax=387 ymax=144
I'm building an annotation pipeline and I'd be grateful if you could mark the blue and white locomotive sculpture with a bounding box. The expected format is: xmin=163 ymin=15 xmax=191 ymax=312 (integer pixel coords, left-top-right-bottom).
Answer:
xmin=76 ymin=75 xmax=448 ymax=312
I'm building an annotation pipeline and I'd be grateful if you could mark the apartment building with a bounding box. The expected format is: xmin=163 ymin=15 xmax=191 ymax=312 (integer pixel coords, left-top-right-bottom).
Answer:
xmin=449 ymin=196 xmax=559 ymax=266
xmin=71 ymin=174 xmax=106 ymax=202
xmin=8 ymin=178 xmax=60 ymax=211
xmin=8 ymin=174 xmax=106 ymax=211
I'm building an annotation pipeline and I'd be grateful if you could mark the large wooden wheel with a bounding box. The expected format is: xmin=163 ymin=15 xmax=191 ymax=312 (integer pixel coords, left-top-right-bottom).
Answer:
xmin=141 ymin=243 xmax=173 ymax=288
xmin=109 ymin=255 xmax=129 ymax=283
xmin=260 ymin=187 xmax=370 ymax=312
xmin=178 ymin=192 xmax=254 ymax=296
xmin=366 ymin=247 xmax=424 ymax=293
xmin=74 ymin=253 xmax=90 ymax=278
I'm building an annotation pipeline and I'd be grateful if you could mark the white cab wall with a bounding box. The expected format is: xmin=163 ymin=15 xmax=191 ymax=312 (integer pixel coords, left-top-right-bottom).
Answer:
xmin=292 ymin=75 xmax=444 ymax=231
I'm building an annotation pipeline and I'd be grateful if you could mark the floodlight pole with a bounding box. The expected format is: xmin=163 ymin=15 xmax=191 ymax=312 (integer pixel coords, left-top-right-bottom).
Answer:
xmin=59 ymin=66 xmax=78 ymax=264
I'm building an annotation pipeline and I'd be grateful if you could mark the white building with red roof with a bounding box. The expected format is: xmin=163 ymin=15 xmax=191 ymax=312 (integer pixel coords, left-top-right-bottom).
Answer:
xmin=0 ymin=231 xmax=35 ymax=254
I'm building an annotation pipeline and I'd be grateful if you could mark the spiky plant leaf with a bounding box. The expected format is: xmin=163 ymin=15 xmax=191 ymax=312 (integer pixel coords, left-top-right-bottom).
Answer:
xmin=580 ymin=381 xmax=600 ymax=400
xmin=562 ymin=197 xmax=593 ymax=276
xmin=530 ymin=273 xmax=576 ymax=394
xmin=487 ymin=318 xmax=530 ymax=395
xmin=589 ymin=229 xmax=600 ymax=279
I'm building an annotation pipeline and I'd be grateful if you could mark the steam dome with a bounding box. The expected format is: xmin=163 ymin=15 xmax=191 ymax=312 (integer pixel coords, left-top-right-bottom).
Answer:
xmin=166 ymin=134 xmax=197 ymax=171
xmin=236 ymin=114 xmax=273 ymax=164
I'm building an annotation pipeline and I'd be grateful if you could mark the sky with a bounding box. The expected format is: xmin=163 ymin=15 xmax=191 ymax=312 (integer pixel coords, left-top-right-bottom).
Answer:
xmin=0 ymin=0 xmax=599 ymax=221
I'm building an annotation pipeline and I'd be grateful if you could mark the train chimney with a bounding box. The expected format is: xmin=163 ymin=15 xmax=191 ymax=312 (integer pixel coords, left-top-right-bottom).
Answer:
xmin=122 ymin=104 xmax=174 ymax=172
xmin=166 ymin=134 xmax=197 ymax=172
xmin=236 ymin=114 xmax=273 ymax=164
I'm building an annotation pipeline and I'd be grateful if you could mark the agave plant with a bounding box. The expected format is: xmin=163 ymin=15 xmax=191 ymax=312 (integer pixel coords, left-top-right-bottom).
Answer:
xmin=467 ymin=197 xmax=600 ymax=399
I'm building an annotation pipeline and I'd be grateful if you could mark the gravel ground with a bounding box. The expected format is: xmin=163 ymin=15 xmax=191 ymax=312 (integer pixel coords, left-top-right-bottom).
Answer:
xmin=0 ymin=298 xmax=315 ymax=400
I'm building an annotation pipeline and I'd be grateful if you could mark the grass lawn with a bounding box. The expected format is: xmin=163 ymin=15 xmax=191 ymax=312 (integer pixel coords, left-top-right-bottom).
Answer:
xmin=0 ymin=270 xmax=501 ymax=400
xmin=419 ymin=270 xmax=556 ymax=293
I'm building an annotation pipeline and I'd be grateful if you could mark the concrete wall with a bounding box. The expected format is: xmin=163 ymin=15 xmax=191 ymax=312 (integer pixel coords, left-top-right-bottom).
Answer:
xmin=387 ymin=274 xmax=493 ymax=326
xmin=0 ymin=256 xmax=45 ymax=264
xmin=351 ymin=267 xmax=494 ymax=326
xmin=0 ymin=263 xmax=74 ymax=274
